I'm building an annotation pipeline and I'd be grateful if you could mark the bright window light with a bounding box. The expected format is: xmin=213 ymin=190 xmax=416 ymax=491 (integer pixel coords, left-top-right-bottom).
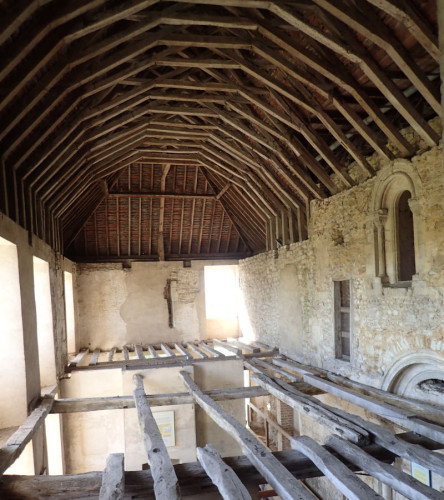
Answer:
xmin=64 ymin=271 xmax=76 ymax=354
xmin=204 ymin=265 xmax=238 ymax=319
xmin=33 ymin=257 xmax=56 ymax=387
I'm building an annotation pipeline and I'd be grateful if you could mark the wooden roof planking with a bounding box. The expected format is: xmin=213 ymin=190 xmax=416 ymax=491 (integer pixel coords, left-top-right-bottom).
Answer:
xmin=0 ymin=0 xmax=440 ymax=261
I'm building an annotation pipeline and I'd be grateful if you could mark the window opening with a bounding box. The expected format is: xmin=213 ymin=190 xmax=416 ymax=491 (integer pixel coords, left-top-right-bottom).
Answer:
xmin=0 ymin=237 xmax=34 ymax=474
xmin=45 ymin=413 xmax=64 ymax=474
xmin=397 ymin=191 xmax=416 ymax=282
xmin=33 ymin=257 xmax=56 ymax=387
xmin=334 ymin=280 xmax=351 ymax=361
xmin=204 ymin=265 xmax=239 ymax=339
xmin=64 ymin=271 xmax=76 ymax=354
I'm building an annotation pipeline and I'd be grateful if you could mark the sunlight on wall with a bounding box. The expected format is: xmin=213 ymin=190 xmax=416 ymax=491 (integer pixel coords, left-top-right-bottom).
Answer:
xmin=238 ymin=288 xmax=255 ymax=341
xmin=64 ymin=271 xmax=76 ymax=354
xmin=33 ymin=257 xmax=56 ymax=387
xmin=5 ymin=441 xmax=35 ymax=475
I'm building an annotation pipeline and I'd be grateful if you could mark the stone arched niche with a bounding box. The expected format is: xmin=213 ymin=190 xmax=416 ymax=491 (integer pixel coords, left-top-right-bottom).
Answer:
xmin=371 ymin=160 xmax=423 ymax=285
xmin=382 ymin=350 xmax=444 ymax=406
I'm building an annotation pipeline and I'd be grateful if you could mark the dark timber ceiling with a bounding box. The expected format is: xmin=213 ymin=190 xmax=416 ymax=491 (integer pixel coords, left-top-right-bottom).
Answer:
xmin=0 ymin=0 xmax=440 ymax=261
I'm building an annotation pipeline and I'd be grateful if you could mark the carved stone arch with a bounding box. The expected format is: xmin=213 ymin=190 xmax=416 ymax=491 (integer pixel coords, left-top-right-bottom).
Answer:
xmin=371 ymin=159 xmax=423 ymax=284
xmin=382 ymin=350 xmax=444 ymax=406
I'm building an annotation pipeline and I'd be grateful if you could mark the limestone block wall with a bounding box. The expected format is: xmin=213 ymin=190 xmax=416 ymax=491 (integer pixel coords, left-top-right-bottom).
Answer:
xmin=239 ymin=143 xmax=444 ymax=388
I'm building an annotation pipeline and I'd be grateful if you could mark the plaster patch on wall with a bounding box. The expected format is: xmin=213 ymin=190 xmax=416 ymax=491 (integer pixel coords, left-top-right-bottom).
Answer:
xmin=174 ymin=269 xmax=201 ymax=303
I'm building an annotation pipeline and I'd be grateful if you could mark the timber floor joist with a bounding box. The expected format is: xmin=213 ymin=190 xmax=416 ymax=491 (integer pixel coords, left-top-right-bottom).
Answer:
xmin=0 ymin=0 xmax=440 ymax=260
xmin=2 ymin=341 xmax=444 ymax=498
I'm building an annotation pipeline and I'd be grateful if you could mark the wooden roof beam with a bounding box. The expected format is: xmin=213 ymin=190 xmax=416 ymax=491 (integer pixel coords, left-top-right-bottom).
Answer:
xmin=365 ymin=0 xmax=440 ymax=62
xmin=312 ymin=0 xmax=440 ymax=114
xmin=209 ymin=121 xmax=313 ymax=203
xmin=226 ymin=99 xmax=347 ymax=192
xmin=204 ymin=107 xmax=323 ymax=199
xmin=270 ymin=3 xmax=439 ymax=146
xmin=254 ymin=18 xmax=413 ymax=156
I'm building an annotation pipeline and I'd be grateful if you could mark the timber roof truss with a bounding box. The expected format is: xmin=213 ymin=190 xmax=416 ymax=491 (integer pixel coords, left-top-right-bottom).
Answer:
xmin=0 ymin=0 xmax=440 ymax=260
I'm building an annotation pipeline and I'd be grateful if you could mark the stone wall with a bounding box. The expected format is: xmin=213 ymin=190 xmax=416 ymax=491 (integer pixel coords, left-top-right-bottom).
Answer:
xmin=239 ymin=141 xmax=444 ymax=388
xmin=76 ymin=260 xmax=239 ymax=349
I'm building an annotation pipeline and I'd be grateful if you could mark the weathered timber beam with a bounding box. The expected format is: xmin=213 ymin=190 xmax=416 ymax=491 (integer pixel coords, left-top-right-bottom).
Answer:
xmin=51 ymin=385 xmax=270 ymax=413
xmin=133 ymin=374 xmax=180 ymax=499
xmin=89 ymin=348 xmax=101 ymax=365
xmin=0 ymin=442 xmax=399 ymax=499
xmin=174 ymin=343 xmax=193 ymax=359
xmin=304 ymin=374 xmax=444 ymax=444
xmin=69 ymin=252 xmax=250 ymax=264
xmin=227 ymin=339 xmax=260 ymax=353
xmin=197 ymin=444 xmax=251 ymax=500
xmin=0 ymin=393 xmax=55 ymax=475
xmin=108 ymin=191 xmax=215 ymax=200
xmin=198 ymin=168 xmax=254 ymax=252
xmin=291 ymin=436 xmax=381 ymax=500
xmin=179 ymin=371 xmax=315 ymax=500
xmin=198 ymin=342 xmax=224 ymax=358
xmin=69 ymin=348 xmax=89 ymax=367
xmin=327 ymin=435 xmax=442 ymax=500
xmin=246 ymin=358 xmax=302 ymax=384
xmin=313 ymin=0 xmax=440 ymax=114
xmin=99 ymin=453 xmax=125 ymax=500
xmin=365 ymin=0 xmax=440 ymax=61
xmin=160 ymin=343 xmax=176 ymax=357
xmin=326 ymin=372 xmax=444 ymax=425
xmin=186 ymin=342 xmax=209 ymax=359
xmin=294 ymin=6 xmax=439 ymax=146
xmin=250 ymin=371 xmax=370 ymax=445
xmin=158 ymin=163 xmax=170 ymax=261
xmin=107 ymin=347 xmax=116 ymax=363
xmin=328 ymin=406 xmax=444 ymax=477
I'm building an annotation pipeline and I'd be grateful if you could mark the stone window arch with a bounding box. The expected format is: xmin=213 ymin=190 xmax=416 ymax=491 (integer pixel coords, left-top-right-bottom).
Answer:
xmin=371 ymin=161 xmax=422 ymax=285
xmin=382 ymin=351 xmax=444 ymax=406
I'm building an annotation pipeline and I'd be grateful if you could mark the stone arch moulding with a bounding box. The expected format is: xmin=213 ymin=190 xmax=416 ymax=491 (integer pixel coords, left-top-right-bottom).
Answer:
xmin=382 ymin=350 xmax=444 ymax=404
xmin=370 ymin=159 xmax=423 ymax=285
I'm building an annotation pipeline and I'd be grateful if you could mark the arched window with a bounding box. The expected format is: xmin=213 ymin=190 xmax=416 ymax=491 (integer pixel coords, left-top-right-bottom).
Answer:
xmin=396 ymin=191 xmax=416 ymax=282
xmin=371 ymin=161 xmax=421 ymax=286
